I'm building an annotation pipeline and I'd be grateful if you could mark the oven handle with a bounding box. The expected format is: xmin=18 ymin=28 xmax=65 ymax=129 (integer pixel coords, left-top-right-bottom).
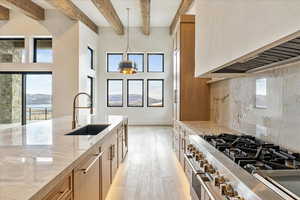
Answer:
xmin=196 ymin=174 xmax=217 ymax=200
xmin=184 ymin=153 xmax=218 ymax=200
xmin=184 ymin=153 xmax=201 ymax=174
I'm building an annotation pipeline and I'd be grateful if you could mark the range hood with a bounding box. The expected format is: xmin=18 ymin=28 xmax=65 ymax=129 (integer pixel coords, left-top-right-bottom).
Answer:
xmin=212 ymin=31 xmax=300 ymax=73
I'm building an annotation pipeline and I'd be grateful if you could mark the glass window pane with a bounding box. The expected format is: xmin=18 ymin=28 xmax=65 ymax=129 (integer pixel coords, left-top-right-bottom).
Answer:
xmin=0 ymin=74 xmax=22 ymax=129
xmin=107 ymin=80 xmax=123 ymax=107
xmin=88 ymin=47 xmax=94 ymax=69
xmin=148 ymin=54 xmax=164 ymax=72
xmin=128 ymin=54 xmax=144 ymax=72
xmin=255 ymin=78 xmax=267 ymax=109
xmin=128 ymin=80 xmax=143 ymax=107
xmin=0 ymin=38 xmax=25 ymax=63
xmin=107 ymin=53 xmax=123 ymax=72
xmin=147 ymin=80 xmax=163 ymax=107
xmin=87 ymin=76 xmax=93 ymax=106
xmin=26 ymin=74 xmax=52 ymax=123
xmin=34 ymin=38 xmax=53 ymax=63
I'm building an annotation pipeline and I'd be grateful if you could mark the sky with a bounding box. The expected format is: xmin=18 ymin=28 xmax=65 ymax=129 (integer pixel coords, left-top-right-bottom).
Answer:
xmin=26 ymin=74 xmax=52 ymax=95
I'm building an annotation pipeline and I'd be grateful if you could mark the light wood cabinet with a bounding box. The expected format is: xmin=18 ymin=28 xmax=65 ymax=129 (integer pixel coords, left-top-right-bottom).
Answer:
xmin=110 ymin=130 xmax=118 ymax=183
xmin=43 ymin=173 xmax=73 ymax=200
xmin=74 ymin=148 xmax=101 ymax=200
xmin=101 ymin=133 xmax=113 ymax=200
xmin=173 ymin=15 xmax=210 ymax=121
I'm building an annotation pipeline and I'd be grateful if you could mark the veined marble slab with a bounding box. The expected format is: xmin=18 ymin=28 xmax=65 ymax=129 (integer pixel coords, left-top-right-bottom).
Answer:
xmin=0 ymin=115 xmax=126 ymax=200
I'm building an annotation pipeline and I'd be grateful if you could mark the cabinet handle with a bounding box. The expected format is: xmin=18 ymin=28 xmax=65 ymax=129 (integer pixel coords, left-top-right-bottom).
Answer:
xmin=81 ymin=152 xmax=103 ymax=174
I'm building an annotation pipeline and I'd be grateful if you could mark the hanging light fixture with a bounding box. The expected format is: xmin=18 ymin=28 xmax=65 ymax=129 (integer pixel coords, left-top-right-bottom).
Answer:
xmin=119 ymin=8 xmax=137 ymax=74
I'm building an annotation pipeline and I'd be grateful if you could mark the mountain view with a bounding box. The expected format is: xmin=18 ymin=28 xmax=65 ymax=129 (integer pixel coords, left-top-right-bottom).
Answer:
xmin=26 ymin=94 xmax=52 ymax=105
xmin=109 ymin=94 xmax=162 ymax=106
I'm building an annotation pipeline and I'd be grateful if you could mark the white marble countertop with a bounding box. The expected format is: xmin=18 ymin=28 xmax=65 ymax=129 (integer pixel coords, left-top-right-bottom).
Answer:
xmin=0 ymin=115 xmax=126 ymax=200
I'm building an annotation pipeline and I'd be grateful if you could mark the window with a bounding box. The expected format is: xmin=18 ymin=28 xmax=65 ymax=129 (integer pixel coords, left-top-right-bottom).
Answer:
xmin=33 ymin=38 xmax=53 ymax=63
xmin=0 ymin=72 xmax=52 ymax=128
xmin=147 ymin=79 xmax=164 ymax=107
xmin=107 ymin=79 xmax=123 ymax=107
xmin=0 ymin=38 xmax=25 ymax=63
xmin=87 ymin=76 xmax=94 ymax=107
xmin=255 ymin=78 xmax=267 ymax=109
xmin=128 ymin=53 xmax=144 ymax=72
xmin=147 ymin=53 xmax=164 ymax=72
xmin=127 ymin=79 xmax=144 ymax=107
xmin=107 ymin=53 xmax=123 ymax=72
xmin=88 ymin=47 xmax=94 ymax=70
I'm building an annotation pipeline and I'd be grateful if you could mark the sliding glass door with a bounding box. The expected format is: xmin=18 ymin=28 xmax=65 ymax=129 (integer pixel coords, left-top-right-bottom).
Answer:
xmin=0 ymin=72 xmax=52 ymax=128
xmin=26 ymin=74 xmax=52 ymax=123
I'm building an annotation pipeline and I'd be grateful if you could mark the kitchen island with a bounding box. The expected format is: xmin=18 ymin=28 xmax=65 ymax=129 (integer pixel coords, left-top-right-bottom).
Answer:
xmin=0 ymin=115 xmax=128 ymax=200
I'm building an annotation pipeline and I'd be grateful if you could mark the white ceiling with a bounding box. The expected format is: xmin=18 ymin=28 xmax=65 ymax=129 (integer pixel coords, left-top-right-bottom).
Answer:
xmin=33 ymin=0 xmax=181 ymax=27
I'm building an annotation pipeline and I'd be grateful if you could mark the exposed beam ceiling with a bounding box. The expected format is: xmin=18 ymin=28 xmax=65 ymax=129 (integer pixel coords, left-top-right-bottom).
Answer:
xmin=91 ymin=0 xmax=124 ymax=35
xmin=139 ymin=0 xmax=150 ymax=35
xmin=169 ymin=0 xmax=194 ymax=35
xmin=0 ymin=0 xmax=44 ymax=20
xmin=0 ymin=5 xmax=9 ymax=20
xmin=46 ymin=0 xmax=98 ymax=34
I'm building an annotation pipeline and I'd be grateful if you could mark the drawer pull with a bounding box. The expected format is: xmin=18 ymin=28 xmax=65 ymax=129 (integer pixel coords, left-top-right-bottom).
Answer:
xmin=81 ymin=152 xmax=103 ymax=174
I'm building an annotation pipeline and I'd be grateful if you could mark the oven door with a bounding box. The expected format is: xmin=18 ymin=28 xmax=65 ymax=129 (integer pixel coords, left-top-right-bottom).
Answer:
xmin=185 ymin=154 xmax=220 ymax=200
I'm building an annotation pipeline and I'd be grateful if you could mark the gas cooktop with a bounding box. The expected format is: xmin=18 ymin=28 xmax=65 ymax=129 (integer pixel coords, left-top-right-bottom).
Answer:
xmin=203 ymin=133 xmax=300 ymax=173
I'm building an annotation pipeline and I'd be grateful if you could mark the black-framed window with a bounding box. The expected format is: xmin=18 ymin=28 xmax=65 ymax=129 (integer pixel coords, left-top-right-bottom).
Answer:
xmin=87 ymin=76 xmax=94 ymax=107
xmin=88 ymin=47 xmax=94 ymax=70
xmin=127 ymin=53 xmax=144 ymax=72
xmin=107 ymin=79 xmax=123 ymax=107
xmin=147 ymin=79 xmax=164 ymax=107
xmin=33 ymin=38 xmax=52 ymax=63
xmin=107 ymin=53 xmax=123 ymax=72
xmin=0 ymin=38 xmax=25 ymax=63
xmin=127 ymin=79 xmax=144 ymax=107
xmin=0 ymin=72 xmax=52 ymax=126
xmin=147 ymin=53 xmax=164 ymax=72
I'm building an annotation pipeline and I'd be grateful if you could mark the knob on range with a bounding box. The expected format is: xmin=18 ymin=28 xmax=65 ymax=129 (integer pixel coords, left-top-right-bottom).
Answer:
xmin=203 ymin=164 xmax=216 ymax=174
xmin=195 ymin=152 xmax=204 ymax=161
xmin=220 ymin=184 xmax=236 ymax=197
xmin=199 ymin=159 xmax=208 ymax=168
xmin=214 ymin=175 xmax=226 ymax=187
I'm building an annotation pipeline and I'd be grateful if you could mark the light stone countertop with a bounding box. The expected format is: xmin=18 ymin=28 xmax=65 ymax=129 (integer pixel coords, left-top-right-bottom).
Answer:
xmin=0 ymin=115 xmax=126 ymax=200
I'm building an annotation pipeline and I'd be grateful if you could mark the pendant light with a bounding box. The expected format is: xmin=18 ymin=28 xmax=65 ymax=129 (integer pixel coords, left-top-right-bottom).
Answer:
xmin=119 ymin=8 xmax=137 ymax=74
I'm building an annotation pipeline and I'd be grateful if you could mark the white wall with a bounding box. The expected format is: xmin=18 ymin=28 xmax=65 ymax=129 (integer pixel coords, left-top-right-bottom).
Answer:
xmin=97 ymin=27 xmax=173 ymax=125
xmin=0 ymin=10 xmax=99 ymax=119
xmin=194 ymin=0 xmax=300 ymax=76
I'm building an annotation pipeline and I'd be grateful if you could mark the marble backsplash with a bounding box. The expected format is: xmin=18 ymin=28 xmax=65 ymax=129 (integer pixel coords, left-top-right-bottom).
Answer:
xmin=210 ymin=62 xmax=300 ymax=153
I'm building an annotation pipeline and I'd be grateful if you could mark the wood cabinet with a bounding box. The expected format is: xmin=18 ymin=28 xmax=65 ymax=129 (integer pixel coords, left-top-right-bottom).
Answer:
xmin=110 ymin=130 xmax=118 ymax=183
xmin=43 ymin=173 xmax=73 ymax=200
xmin=74 ymin=147 xmax=101 ymax=200
xmin=173 ymin=15 xmax=210 ymax=121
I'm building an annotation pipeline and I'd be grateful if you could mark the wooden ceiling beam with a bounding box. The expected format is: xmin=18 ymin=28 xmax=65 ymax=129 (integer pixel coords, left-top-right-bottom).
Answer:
xmin=0 ymin=0 xmax=44 ymax=20
xmin=91 ymin=0 xmax=124 ymax=35
xmin=169 ymin=0 xmax=194 ymax=35
xmin=0 ymin=5 xmax=9 ymax=20
xmin=139 ymin=0 xmax=150 ymax=35
xmin=46 ymin=0 xmax=98 ymax=34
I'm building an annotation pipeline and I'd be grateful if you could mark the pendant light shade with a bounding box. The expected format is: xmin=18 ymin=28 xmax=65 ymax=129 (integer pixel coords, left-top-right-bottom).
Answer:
xmin=118 ymin=8 xmax=137 ymax=74
xmin=119 ymin=60 xmax=137 ymax=74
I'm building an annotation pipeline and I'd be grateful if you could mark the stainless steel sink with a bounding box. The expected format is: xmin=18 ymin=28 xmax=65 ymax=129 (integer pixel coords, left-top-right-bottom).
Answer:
xmin=65 ymin=124 xmax=109 ymax=136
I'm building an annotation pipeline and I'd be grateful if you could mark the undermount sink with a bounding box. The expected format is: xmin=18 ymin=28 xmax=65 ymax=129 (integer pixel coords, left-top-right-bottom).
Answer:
xmin=65 ymin=124 xmax=110 ymax=136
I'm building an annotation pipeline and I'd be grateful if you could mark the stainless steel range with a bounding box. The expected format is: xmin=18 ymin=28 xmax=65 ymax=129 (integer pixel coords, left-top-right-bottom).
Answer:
xmin=186 ymin=133 xmax=300 ymax=200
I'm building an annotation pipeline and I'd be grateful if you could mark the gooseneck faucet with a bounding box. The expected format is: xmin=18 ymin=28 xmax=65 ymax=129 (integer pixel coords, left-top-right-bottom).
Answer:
xmin=72 ymin=92 xmax=93 ymax=129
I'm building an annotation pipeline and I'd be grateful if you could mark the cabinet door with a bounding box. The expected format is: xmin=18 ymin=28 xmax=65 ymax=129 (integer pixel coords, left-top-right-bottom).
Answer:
xmin=74 ymin=148 xmax=101 ymax=200
xmin=101 ymin=136 xmax=112 ymax=200
xmin=122 ymin=122 xmax=128 ymax=160
xmin=117 ymin=127 xmax=123 ymax=165
xmin=110 ymin=130 xmax=118 ymax=183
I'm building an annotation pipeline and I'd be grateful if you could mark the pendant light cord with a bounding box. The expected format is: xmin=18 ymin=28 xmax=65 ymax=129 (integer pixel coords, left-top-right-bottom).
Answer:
xmin=126 ymin=8 xmax=130 ymax=53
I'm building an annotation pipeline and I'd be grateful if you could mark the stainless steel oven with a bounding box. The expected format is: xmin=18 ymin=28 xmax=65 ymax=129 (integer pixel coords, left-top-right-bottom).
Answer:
xmin=185 ymin=153 xmax=221 ymax=200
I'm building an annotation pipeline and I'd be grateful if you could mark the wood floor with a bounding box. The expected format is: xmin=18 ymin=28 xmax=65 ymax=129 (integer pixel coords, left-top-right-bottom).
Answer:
xmin=106 ymin=126 xmax=190 ymax=200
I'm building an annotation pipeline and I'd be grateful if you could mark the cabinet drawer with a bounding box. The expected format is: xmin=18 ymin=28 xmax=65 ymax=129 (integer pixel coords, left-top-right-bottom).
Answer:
xmin=43 ymin=173 xmax=72 ymax=200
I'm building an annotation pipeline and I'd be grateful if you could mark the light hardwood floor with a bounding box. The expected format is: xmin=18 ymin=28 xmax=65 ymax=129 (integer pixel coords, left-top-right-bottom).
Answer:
xmin=106 ymin=126 xmax=190 ymax=200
